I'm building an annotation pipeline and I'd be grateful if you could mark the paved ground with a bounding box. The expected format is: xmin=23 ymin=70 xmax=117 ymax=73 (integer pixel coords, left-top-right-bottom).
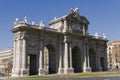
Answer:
xmin=0 ymin=77 xmax=6 ymax=80
xmin=1 ymin=75 xmax=120 ymax=80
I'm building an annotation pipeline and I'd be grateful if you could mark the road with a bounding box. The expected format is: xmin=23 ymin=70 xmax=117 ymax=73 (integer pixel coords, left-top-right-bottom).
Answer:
xmin=73 ymin=76 xmax=120 ymax=80
xmin=0 ymin=75 xmax=120 ymax=80
xmin=46 ymin=76 xmax=120 ymax=80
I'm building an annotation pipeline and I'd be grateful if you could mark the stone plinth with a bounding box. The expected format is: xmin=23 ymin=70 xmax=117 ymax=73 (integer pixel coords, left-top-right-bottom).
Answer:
xmin=64 ymin=68 xmax=74 ymax=74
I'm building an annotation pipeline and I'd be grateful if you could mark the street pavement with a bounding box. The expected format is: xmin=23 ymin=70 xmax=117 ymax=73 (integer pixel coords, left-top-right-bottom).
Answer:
xmin=0 ymin=75 xmax=120 ymax=80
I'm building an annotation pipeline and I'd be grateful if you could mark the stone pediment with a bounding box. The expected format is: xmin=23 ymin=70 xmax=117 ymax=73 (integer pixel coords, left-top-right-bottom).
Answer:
xmin=49 ymin=8 xmax=89 ymax=26
xmin=49 ymin=8 xmax=89 ymax=34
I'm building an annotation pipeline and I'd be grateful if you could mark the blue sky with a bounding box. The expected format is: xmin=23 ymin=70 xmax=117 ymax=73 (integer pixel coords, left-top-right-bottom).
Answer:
xmin=0 ymin=0 xmax=120 ymax=50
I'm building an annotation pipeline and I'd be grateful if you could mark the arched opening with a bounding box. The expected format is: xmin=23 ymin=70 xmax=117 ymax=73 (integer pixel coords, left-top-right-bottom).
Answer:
xmin=72 ymin=46 xmax=82 ymax=73
xmin=89 ymin=49 xmax=97 ymax=72
xmin=44 ymin=44 xmax=57 ymax=74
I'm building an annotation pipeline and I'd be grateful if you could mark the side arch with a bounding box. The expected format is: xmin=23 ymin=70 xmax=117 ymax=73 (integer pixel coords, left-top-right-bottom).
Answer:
xmin=44 ymin=44 xmax=57 ymax=74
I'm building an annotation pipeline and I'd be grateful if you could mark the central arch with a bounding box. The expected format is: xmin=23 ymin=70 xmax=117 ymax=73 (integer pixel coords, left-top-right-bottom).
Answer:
xmin=72 ymin=46 xmax=82 ymax=73
xmin=44 ymin=44 xmax=57 ymax=74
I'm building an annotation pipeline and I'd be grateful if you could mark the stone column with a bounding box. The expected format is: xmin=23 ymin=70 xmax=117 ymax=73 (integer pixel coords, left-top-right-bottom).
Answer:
xmin=38 ymin=40 xmax=46 ymax=75
xmin=86 ymin=43 xmax=91 ymax=71
xmin=69 ymin=43 xmax=73 ymax=69
xmin=63 ymin=35 xmax=74 ymax=74
xmin=17 ymin=38 xmax=21 ymax=69
xmin=20 ymin=37 xmax=29 ymax=76
xmin=11 ymin=38 xmax=16 ymax=75
xmin=12 ymin=38 xmax=16 ymax=70
xmin=103 ymin=44 xmax=108 ymax=71
xmin=22 ymin=38 xmax=26 ymax=69
xmin=83 ymin=44 xmax=87 ymax=72
xmin=12 ymin=34 xmax=29 ymax=77
xmin=86 ymin=45 xmax=90 ymax=68
xmin=64 ymin=40 xmax=69 ymax=69
xmin=83 ymin=40 xmax=91 ymax=72
xmin=12 ymin=37 xmax=21 ymax=77
xmin=58 ymin=41 xmax=63 ymax=74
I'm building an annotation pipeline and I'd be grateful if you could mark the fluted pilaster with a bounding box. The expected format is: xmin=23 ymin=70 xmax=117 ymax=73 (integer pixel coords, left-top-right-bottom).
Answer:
xmin=38 ymin=40 xmax=47 ymax=75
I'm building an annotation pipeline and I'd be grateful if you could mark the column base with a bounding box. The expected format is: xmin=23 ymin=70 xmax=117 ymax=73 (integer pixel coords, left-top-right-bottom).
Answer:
xmin=58 ymin=68 xmax=64 ymax=74
xmin=83 ymin=67 xmax=91 ymax=72
xmin=96 ymin=67 xmax=102 ymax=71
xmin=20 ymin=69 xmax=29 ymax=76
xmin=11 ymin=69 xmax=21 ymax=77
xmin=12 ymin=68 xmax=29 ymax=77
xmin=64 ymin=68 xmax=74 ymax=74
xmin=38 ymin=68 xmax=48 ymax=75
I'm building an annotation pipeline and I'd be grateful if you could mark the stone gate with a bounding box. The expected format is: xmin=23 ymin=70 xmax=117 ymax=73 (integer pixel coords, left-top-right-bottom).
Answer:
xmin=11 ymin=8 xmax=108 ymax=77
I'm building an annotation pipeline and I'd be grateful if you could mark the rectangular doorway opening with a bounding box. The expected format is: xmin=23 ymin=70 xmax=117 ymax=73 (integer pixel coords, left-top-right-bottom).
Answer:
xmin=29 ymin=54 xmax=38 ymax=75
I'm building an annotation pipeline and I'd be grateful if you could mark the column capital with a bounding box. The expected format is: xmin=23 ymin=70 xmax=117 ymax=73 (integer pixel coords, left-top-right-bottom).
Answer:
xmin=14 ymin=37 xmax=17 ymax=41
xmin=63 ymin=36 xmax=71 ymax=43
xmin=21 ymin=36 xmax=26 ymax=40
xmin=16 ymin=37 xmax=21 ymax=40
xmin=64 ymin=39 xmax=70 ymax=43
